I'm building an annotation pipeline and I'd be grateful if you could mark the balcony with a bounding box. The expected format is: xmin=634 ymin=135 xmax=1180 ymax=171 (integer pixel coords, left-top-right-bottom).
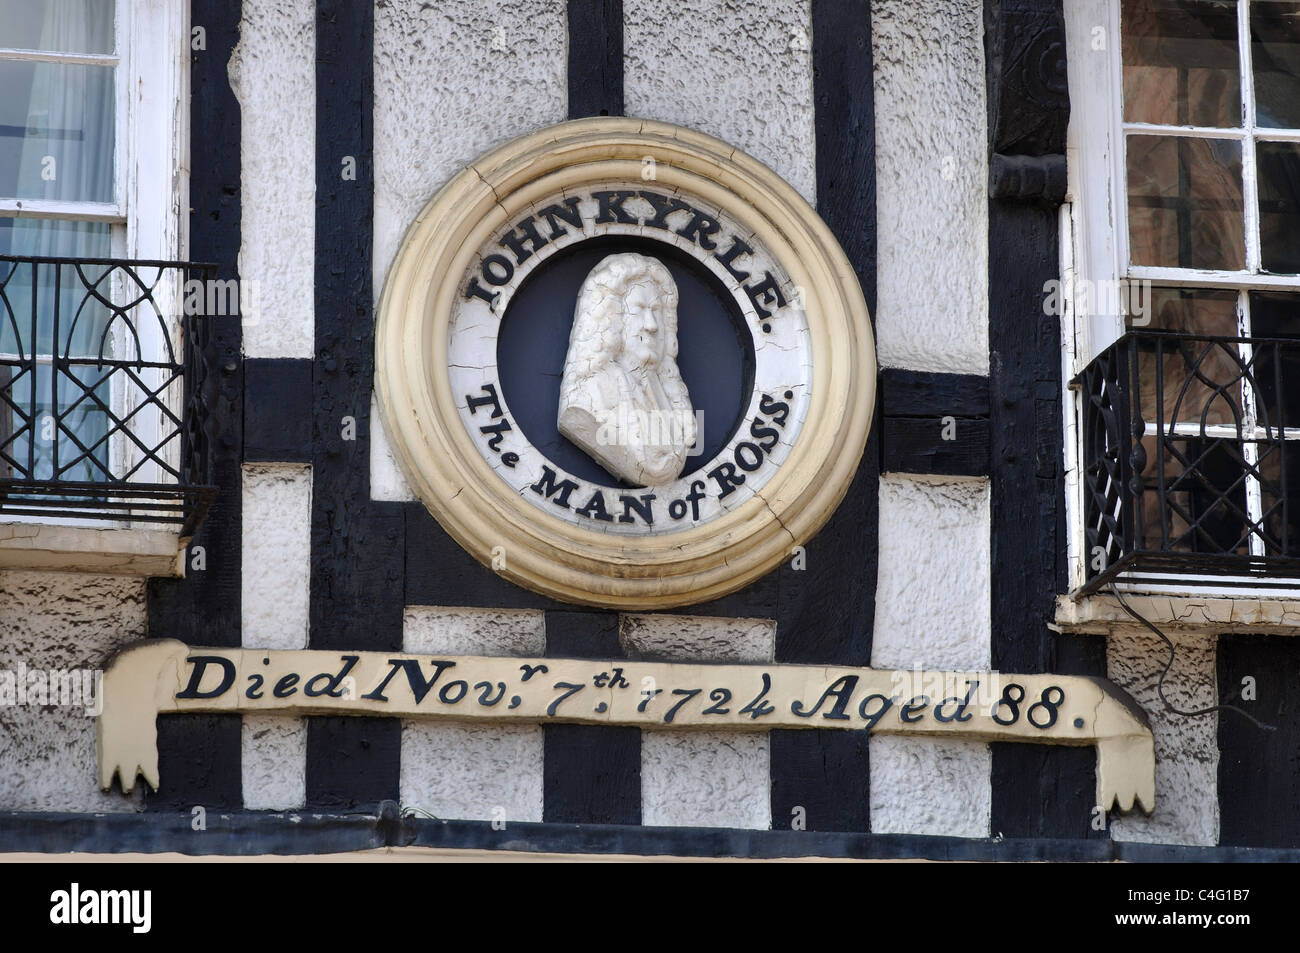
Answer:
xmin=0 ymin=255 xmax=217 ymax=540
xmin=1076 ymin=330 xmax=1300 ymax=594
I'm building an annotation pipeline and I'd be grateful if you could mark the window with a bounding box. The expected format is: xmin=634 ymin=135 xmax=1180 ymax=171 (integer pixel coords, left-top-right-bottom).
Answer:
xmin=0 ymin=0 xmax=211 ymax=534
xmin=1064 ymin=0 xmax=1300 ymax=593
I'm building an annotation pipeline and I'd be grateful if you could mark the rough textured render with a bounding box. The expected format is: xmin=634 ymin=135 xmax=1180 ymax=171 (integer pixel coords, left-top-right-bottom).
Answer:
xmin=871 ymin=474 xmax=991 ymax=837
xmin=0 ymin=572 xmax=146 ymax=812
xmin=228 ymin=0 xmax=315 ymax=358
xmin=872 ymin=0 xmax=989 ymax=374
xmin=241 ymin=465 xmax=312 ymax=650
xmin=874 ymin=475 xmax=990 ymax=670
xmin=401 ymin=607 xmax=547 ymax=822
xmin=620 ymin=613 xmax=775 ymax=662
xmin=624 ymin=0 xmax=816 ymax=206
xmin=642 ymin=732 xmax=770 ymax=829
xmin=371 ymin=0 xmax=567 ymax=502
xmin=404 ymin=606 xmax=546 ymax=656
xmin=242 ymin=715 xmax=307 ymax=810
xmin=627 ymin=614 xmax=774 ymax=830
xmin=240 ymin=465 xmax=312 ymax=809
xmin=1108 ymin=631 xmax=1218 ymax=846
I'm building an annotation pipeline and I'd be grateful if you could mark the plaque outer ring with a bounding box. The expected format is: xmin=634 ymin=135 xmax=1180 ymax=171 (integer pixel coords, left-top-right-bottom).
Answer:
xmin=376 ymin=117 xmax=876 ymax=609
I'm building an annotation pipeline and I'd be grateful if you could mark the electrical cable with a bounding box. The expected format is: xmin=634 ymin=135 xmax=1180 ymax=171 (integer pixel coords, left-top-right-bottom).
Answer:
xmin=1108 ymin=582 xmax=1275 ymax=732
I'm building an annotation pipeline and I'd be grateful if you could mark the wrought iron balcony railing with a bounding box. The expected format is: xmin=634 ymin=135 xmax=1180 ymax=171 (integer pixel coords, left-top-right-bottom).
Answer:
xmin=1076 ymin=330 xmax=1300 ymax=593
xmin=0 ymin=255 xmax=218 ymax=535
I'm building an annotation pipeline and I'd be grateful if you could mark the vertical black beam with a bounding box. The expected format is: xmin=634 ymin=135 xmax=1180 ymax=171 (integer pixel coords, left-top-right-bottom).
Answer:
xmin=541 ymin=4 xmax=639 ymax=827
xmin=984 ymin=0 xmax=1107 ymax=839
xmin=543 ymin=611 xmax=641 ymax=824
xmin=144 ymin=0 xmax=243 ymax=813
xmin=567 ymin=0 xmax=623 ymax=119
xmin=306 ymin=0 xmax=403 ymax=810
xmin=769 ymin=0 xmax=877 ymax=835
xmin=1218 ymin=635 xmax=1300 ymax=847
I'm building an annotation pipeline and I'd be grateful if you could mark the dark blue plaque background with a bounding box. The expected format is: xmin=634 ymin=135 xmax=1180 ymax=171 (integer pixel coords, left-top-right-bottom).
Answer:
xmin=496 ymin=236 xmax=755 ymax=487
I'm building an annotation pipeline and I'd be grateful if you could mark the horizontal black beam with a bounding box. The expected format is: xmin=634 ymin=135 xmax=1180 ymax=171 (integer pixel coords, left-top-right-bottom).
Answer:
xmin=244 ymin=358 xmax=314 ymax=463
xmin=880 ymin=368 xmax=989 ymax=418
xmin=879 ymin=368 xmax=990 ymax=476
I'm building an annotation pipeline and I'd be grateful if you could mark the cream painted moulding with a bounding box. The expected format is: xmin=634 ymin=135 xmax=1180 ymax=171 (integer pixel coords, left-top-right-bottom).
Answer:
xmin=0 ymin=523 xmax=187 ymax=577
xmin=376 ymin=118 xmax=876 ymax=609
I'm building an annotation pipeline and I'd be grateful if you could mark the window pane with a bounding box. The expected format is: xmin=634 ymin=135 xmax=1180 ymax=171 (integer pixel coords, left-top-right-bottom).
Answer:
xmin=1138 ymin=435 xmax=1253 ymax=554
xmin=1257 ymin=141 xmax=1300 ymax=273
xmin=0 ymin=219 xmax=114 ymax=484
xmin=1127 ymin=134 xmax=1244 ymax=269
xmin=1138 ymin=289 xmax=1241 ymax=428
xmin=0 ymin=218 xmax=112 ymax=355
xmin=1251 ymin=1 xmax=1300 ymax=127
xmin=1137 ymin=328 xmax=1246 ymax=429
xmin=0 ymin=60 xmax=115 ymax=203
xmin=1258 ymin=443 xmax=1300 ymax=557
xmin=0 ymin=0 xmax=115 ymax=55
xmin=1122 ymin=0 xmax=1240 ymax=127
xmin=1247 ymin=291 xmax=1300 ymax=433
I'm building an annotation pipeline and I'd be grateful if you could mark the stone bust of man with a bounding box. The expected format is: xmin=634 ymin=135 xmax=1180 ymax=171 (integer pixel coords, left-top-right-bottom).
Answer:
xmin=558 ymin=252 xmax=697 ymax=485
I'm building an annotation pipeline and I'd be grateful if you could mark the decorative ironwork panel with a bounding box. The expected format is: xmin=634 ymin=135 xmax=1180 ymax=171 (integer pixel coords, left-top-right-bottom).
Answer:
xmin=0 ymin=255 xmax=217 ymax=534
xmin=1077 ymin=330 xmax=1300 ymax=591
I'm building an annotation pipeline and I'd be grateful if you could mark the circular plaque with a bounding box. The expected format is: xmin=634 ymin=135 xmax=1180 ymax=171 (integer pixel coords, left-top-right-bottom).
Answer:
xmin=376 ymin=118 xmax=875 ymax=608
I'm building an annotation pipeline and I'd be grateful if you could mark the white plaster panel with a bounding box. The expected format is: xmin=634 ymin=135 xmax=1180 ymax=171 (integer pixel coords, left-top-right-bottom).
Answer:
xmin=641 ymin=732 xmax=770 ymax=830
xmin=872 ymin=0 xmax=989 ymax=374
xmin=373 ymin=0 xmax=567 ymax=293
xmin=624 ymin=0 xmax=816 ymax=206
xmin=400 ymin=606 xmax=547 ymax=822
xmin=623 ymin=613 xmax=773 ymax=830
xmin=229 ymin=0 xmax=315 ymax=357
xmin=404 ymin=606 xmax=546 ymax=656
xmin=241 ymin=465 xmax=312 ymax=650
xmin=241 ymin=715 xmax=307 ymax=810
xmin=401 ymin=723 xmax=545 ymax=824
xmin=869 ymin=736 xmax=991 ymax=838
xmin=620 ymin=613 xmax=774 ymax=662
xmin=372 ymin=0 xmax=567 ymax=502
xmin=873 ymin=475 xmax=990 ymax=670
xmin=1107 ymin=631 xmax=1218 ymax=847
xmin=240 ymin=464 xmax=311 ymax=811
xmin=371 ymin=396 xmax=415 ymax=501
xmin=871 ymin=474 xmax=991 ymax=837
xmin=0 ymin=571 xmax=147 ymax=813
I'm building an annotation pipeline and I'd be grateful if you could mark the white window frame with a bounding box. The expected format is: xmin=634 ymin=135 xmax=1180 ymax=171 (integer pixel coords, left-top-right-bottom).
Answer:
xmin=1062 ymin=0 xmax=1300 ymax=596
xmin=0 ymin=0 xmax=191 ymax=529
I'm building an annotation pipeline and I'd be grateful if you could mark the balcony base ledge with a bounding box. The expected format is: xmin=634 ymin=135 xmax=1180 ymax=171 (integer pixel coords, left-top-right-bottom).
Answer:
xmin=1056 ymin=592 xmax=1300 ymax=637
xmin=0 ymin=522 xmax=187 ymax=577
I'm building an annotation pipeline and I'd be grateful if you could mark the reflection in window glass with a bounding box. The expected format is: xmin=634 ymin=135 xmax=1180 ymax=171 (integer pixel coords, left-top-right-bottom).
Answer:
xmin=1252 ymin=1 xmax=1300 ymax=128
xmin=1257 ymin=141 xmax=1300 ymax=273
xmin=1122 ymin=0 xmax=1240 ymax=127
xmin=1248 ymin=291 xmax=1300 ymax=433
xmin=1138 ymin=288 xmax=1241 ymax=428
xmin=1138 ymin=436 xmax=1252 ymax=554
xmin=1127 ymin=135 xmax=1244 ymax=269
xmin=1258 ymin=444 xmax=1300 ymax=556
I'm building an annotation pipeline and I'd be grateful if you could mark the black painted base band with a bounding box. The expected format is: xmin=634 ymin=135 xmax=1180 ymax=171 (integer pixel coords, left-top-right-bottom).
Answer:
xmin=1 ymin=811 xmax=1296 ymax=862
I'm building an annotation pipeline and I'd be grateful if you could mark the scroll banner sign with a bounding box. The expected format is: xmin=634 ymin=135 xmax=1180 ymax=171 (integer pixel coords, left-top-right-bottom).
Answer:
xmin=98 ymin=640 xmax=1155 ymax=814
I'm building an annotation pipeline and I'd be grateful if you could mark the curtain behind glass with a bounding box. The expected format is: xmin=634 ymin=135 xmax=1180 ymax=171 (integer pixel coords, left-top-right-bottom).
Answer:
xmin=0 ymin=1 xmax=116 ymax=483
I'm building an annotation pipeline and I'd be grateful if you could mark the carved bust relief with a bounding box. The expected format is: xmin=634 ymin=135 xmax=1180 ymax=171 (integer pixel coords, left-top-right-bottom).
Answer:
xmin=558 ymin=252 xmax=697 ymax=485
